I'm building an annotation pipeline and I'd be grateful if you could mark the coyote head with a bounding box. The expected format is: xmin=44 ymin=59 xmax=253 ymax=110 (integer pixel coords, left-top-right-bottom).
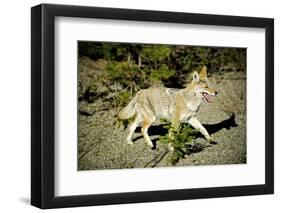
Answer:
xmin=192 ymin=66 xmax=217 ymax=103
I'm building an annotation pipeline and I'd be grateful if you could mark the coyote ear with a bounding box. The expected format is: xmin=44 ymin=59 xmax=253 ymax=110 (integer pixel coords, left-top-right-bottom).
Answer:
xmin=193 ymin=71 xmax=200 ymax=83
xmin=199 ymin=66 xmax=207 ymax=80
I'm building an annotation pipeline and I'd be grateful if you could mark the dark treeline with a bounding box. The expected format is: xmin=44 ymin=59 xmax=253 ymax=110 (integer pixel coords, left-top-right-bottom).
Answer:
xmin=79 ymin=42 xmax=246 ymax=71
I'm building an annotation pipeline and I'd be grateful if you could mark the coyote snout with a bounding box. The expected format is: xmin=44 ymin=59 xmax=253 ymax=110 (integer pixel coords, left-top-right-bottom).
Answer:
xmin=118 ymin=66 xmax=217 ymax=149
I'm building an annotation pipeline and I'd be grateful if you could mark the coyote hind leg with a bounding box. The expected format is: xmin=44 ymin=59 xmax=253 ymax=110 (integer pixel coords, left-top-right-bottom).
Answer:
xmin=126 ymin=115 xmax=141 ymax=145
xmin=141 ymin=117 xmax=155 ymax=148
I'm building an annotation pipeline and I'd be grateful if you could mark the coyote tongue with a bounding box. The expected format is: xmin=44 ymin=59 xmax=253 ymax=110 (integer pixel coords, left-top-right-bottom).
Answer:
xmin=203 ymin=92 xmax=211 ymax=103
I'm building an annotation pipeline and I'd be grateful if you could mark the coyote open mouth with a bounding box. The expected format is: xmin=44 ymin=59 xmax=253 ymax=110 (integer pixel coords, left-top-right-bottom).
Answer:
xmin=203 ymin=92 xmax=211 ymax=103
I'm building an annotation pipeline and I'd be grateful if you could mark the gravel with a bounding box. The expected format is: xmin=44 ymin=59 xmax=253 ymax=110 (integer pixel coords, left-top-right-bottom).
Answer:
xmin=78 ymin=72 xmax=246 ymax=170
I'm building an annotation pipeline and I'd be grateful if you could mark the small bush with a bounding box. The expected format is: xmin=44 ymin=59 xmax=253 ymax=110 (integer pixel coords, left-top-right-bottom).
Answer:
xmin=159 ymin=119 xmax=200 ymax=165
xmin=149 ymin=64 xmax=176 ymax=83
xmin=141 ymin=45 xmax=172 ymax=67
xmin=106 ymin=62 xmax=145 ymax=87
xmin=115 ymin=90 xmax=133 ymax=107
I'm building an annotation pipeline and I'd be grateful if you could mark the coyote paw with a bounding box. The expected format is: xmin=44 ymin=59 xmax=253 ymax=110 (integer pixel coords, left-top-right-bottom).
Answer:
xmin=127 ymin=140 xmax=133 ymax=145
xmin=147 ymin=142 xmax=154 ymax=148
xmin=207 ymin=136 xmax=214 ymax=142
xmin=207 ymin=136 xmax=217 ymax=144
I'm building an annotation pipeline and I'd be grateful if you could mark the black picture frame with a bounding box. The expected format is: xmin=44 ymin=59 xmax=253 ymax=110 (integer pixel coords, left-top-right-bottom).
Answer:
xmin=31 ymin=3 xmax=274 ymax=209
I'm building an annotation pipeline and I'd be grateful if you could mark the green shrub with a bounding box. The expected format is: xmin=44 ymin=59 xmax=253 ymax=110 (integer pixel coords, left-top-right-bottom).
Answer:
xmin=159 ymin=119 xmax=200 ymax=165
xmin=106 ymin=61 xmax=145 ymax=88
xmin=141 ymin=45 xmax=172 ymax=68
xmin=115 ymin=90 xmax=133 ymax=107
xmin=149 ymin=64 xmax=176 ymax=83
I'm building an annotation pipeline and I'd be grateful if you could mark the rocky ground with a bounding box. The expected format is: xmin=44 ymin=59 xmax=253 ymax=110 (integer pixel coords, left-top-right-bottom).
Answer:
xmin=78 ymin=59 xmax=246 ymax=170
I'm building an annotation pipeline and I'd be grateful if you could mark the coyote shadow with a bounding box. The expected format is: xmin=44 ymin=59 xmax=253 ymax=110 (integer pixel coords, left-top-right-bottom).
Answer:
xmin=204 ymin=113 xmax=238 ymax=135
xmin=133 ymin=113 xmax=237 ymax=142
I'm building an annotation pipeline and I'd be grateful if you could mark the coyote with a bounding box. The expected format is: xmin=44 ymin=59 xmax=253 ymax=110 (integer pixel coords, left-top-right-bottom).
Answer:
xmin=118 ymin=66 xmax=218 ymax=149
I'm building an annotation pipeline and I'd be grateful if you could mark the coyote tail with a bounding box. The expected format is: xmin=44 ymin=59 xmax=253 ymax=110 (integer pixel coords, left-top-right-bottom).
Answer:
xmin=117 ymin=95 xmax=137 ymax=120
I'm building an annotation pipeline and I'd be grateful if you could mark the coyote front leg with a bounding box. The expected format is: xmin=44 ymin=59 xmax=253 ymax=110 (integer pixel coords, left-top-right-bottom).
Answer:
xmin=188 ymin=117 xmax=214 ymax=142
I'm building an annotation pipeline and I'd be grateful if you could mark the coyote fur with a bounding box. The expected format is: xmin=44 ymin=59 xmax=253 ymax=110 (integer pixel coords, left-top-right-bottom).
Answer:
xmin=118 ymin=66 xmax=218 ymax=148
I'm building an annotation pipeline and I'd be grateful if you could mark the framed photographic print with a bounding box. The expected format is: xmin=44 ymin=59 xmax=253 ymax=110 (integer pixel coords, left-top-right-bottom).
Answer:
xmin=31 ymin=3 xmax=274 ymax=209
